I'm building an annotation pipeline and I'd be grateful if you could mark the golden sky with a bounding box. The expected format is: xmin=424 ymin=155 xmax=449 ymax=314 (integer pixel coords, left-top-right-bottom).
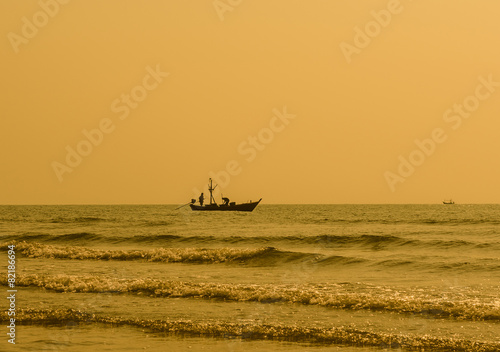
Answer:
xmin=1 ymin=0 xmax=499 ymax=204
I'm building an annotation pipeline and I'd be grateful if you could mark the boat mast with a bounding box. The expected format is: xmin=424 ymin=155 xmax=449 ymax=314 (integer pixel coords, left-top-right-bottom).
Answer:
xmin=208 ymin=178 xmax=217 ymax=205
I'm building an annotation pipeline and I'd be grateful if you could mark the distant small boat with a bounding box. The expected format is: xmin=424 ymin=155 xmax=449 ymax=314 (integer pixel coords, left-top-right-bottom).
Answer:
xmin=443 ymin=199 xmax=455 ymax=204
xmin=189 ymin=178 xmax=261 ymax=212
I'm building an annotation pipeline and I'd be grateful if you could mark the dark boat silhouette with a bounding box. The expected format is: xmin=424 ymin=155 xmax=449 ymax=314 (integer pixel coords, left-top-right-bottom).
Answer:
xmin=188 ymin=178 xmax=261 ymax=212
xmin=443 ymin=199 xmax=455 ymax=204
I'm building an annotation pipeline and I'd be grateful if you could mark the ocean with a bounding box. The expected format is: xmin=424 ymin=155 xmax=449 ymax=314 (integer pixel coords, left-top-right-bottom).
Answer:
xmin=1 ymin=204 xmax=499 ymax=351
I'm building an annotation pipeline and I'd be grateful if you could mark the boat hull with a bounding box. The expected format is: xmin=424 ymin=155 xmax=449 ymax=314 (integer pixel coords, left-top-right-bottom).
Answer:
xmin=190 ymin=199 xmax=262 ymax=212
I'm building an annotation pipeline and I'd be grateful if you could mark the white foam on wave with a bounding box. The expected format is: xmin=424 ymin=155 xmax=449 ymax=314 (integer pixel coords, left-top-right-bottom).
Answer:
xmin=9 ymin=308 xmax=500 ymax=351
xmin=3 ymin=273 xmax=499 ymax=322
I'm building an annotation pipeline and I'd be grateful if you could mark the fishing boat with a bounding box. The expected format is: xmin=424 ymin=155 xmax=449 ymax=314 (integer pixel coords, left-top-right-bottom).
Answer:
xmin=188 ymin=178 xmax=261 ymax=212
xmin=443 ymin=199 xmax=455 ymax=204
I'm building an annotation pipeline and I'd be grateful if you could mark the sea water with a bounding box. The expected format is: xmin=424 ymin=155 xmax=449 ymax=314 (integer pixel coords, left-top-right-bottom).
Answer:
xmin=1 ymin=204 xmax=499 ymax=351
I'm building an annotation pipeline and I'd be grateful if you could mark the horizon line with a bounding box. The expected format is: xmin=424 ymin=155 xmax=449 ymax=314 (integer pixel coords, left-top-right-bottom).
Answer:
xmin=0 ymin=203 xmax=499 ymax=206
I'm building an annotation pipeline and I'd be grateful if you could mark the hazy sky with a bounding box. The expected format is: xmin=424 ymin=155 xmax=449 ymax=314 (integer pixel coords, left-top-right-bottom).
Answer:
xmin=2 ymin=1 xmax=500 ymax=204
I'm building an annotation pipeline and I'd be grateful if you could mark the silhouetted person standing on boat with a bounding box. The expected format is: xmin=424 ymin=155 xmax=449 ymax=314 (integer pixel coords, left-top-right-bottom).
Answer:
xmin=199 ymin=193 xmax=204 ymax=206
xmin=222 ymin=197 xmax=230 ymax=206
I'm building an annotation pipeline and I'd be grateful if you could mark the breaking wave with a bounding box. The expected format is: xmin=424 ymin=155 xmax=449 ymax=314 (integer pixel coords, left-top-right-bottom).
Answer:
xmin=4 ymin=233 xmax=499 ymax=251
xmin=1 ymin=241 xmax=297 ymax=264
xmin=3 ymin=274 xmax=499 ymax=322
xmin=3 ymin=308 xmax=499 ymax=351
xmin=3 ymin=241 xmax=500 ymax=272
